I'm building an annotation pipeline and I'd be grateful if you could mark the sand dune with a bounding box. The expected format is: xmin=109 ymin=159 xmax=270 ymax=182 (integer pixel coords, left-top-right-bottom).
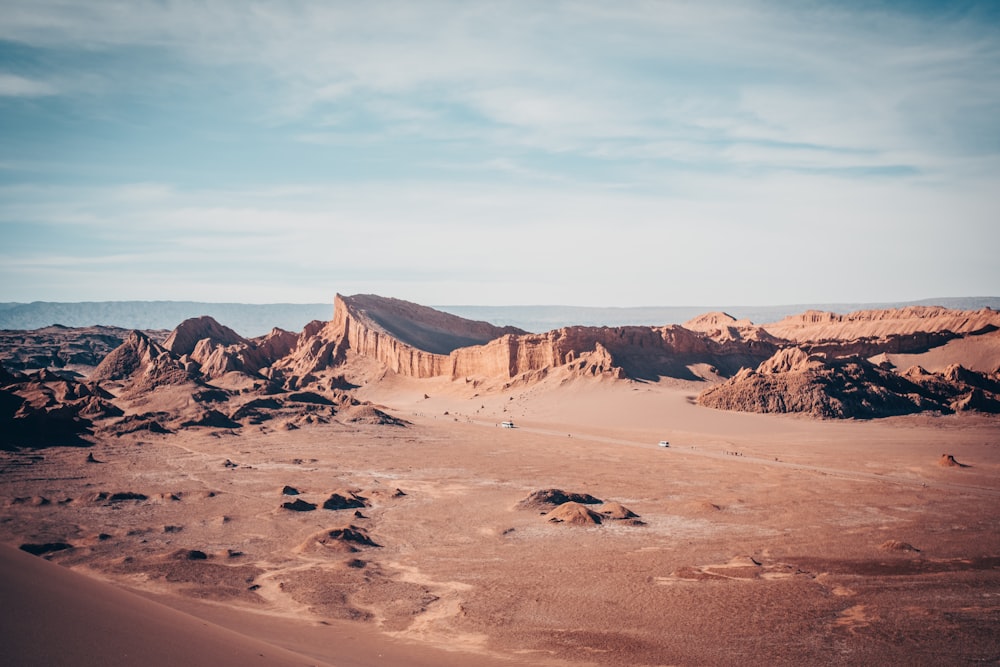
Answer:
xmin=0 ymin=544 xmax=331 ymax=667
xmin=883 ymin=328 xmax=1000 ymax=373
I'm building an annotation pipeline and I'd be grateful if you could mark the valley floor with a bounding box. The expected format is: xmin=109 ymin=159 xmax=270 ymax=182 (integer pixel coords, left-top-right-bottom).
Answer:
xmin=3 ymin=376 xmax=999 ymax=666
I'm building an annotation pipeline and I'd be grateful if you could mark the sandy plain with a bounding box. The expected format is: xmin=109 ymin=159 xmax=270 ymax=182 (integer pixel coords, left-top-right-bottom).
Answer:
xmin=3 ymin=370 xmax=999 ymax=666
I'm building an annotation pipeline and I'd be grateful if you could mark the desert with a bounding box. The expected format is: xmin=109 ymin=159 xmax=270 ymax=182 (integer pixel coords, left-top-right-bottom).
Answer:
xmin=5 ymin=2 xmax=999 ymax=663
xmin=2 ymin=294 xmax=999 ymax=666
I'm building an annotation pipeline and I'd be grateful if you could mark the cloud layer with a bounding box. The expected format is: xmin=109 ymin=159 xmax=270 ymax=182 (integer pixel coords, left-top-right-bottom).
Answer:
xmin=1 ymin=1 xmax=998 ymax=305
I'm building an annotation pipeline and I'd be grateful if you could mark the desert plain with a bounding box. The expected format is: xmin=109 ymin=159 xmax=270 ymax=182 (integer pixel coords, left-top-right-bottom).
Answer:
xmin=2 ymin=296 xmax=999 ymax=666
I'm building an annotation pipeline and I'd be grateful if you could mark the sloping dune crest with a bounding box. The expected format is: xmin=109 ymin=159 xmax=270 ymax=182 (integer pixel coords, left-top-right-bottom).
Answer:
xmin=0 ymin=545 xmax=330 ymax=667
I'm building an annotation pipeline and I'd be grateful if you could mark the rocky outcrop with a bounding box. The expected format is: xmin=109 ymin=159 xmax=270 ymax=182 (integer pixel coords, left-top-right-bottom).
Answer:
xmin=197 ymin=325 xmax=298 ymax=379
xmin=91 ymin=330 xmax=170 ymax=382
xmin=90 ymin=330 xmax=192 ymax=397
xmin=163 ymin=316 xmax=246 ymax=357
xmin=801 ymin=331 xmax=960 ymax=359
xmin=0 ymin=367 xmax=115 ymax=449
xmin=908 ymin=364 xmax=1000 ymax=413
xmin=253 ymin=328 xmax=298 ymax=362
xmin=698 ymin=348 xmax=1000 ymax=418
xmin=546 ymin=501 xmax=604 ymax=525
xmin=517 ymin=489 xmax=603 ymax=510
xmin=160 ymin=318 xmax=299 ymax=381
xmin=272 ymin=319 xmax=345 ymax=385
xmin=683 ymin=312 xmax=784 ymax=345
xmin=698 ymin=351 xmax=942 ymax=418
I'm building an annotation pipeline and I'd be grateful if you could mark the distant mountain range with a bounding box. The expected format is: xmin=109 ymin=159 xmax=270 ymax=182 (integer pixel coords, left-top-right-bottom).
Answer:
xmin=0 ymin=302 xmax=334 ymax=337
xmin=443 ymin=297 xmax=1000 ymax=333
xmin=1 ymin=297 xmax=997 ymax=337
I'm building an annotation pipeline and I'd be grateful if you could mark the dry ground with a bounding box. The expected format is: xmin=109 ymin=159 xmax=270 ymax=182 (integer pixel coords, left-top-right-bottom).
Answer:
xmin=3 ymin=374 xmax=999 ymax=666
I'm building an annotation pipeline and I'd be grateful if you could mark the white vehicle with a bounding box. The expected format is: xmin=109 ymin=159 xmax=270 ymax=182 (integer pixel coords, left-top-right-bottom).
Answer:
xmin=658 ymin=440 xmax=670 ymax=447
xmin=501 ymin=421 xmax=515 ymax=429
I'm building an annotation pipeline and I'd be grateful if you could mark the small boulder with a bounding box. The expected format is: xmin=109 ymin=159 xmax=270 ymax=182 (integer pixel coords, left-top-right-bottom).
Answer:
xmin=282 ymin=499 xmax=317 ymax=512
xmin=19 ymin=542 xmax=73 ymax=556
xmin=517 ymin=488 xmax=602 ymax=510
xmin=938 ymin=454 xmax=968 ymax=468
xmin=322 ymin=491 xmax=368 ymax=511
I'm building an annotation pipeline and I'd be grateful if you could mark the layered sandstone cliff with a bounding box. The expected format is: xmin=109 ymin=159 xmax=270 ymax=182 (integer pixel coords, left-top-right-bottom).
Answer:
xmin=763 ymin=306 xmax=1000 ymax=342
xmin=273 ymin=294 xmax=782 ymax=383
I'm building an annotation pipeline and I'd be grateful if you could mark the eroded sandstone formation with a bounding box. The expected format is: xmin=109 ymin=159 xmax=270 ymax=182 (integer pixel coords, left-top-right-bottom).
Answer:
xmin=698 ymin=347 xmax=1000 ymax=418
xmin=763 ymin=306 xmax=1000 ymax=342
xmin=2 ymin=294 xmax=998 ymax=446
xmin=275 ymin=294 xmax=781 ymax=383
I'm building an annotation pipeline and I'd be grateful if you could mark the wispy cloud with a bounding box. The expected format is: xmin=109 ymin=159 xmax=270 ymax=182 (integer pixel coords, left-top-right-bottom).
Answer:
xmin=2 ymin=170 xmax=997 ymax=304
xmin=0 ymin=72 xmax=55 ymax=97
xmin=3 ymin=1 xmax=996 ymax=172
xmin=0 ymin=1 xmax=997 ymax=303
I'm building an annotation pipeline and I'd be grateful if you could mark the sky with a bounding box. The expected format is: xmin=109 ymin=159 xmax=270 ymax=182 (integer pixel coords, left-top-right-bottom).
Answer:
xmin=1 ymin=0 xmax=998 ymax=307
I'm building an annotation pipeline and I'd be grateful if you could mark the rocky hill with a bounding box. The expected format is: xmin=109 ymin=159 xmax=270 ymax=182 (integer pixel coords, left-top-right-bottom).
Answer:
xmin=697 ymin=347 xmax=1000 ymax=418
xmin=763 ymin=306 xmax=1000 ymax=342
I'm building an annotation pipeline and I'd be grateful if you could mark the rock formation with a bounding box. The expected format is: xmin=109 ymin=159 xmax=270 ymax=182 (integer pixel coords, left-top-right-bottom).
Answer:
xmin=698 ymin=348 xmax=1000 ymax=418
xmin=546 ymin=501 xmax=604 ymax=525
xmin=682 ymin=312 xmax=783 ymax=345
xmin=0 ymin=364 xmax=117 ymax=449
xmin=273 ymin=294 xmax=781 ymax=384
xmin=518 ymin=489 xmax=603 ymax=510
xmin=164 ymin=317 xmax=298 ymax=381
xmin=3 ymin=295 xmax=998 ymax=438
xmin=763 ymin=306 xmax=1000 ymax=342
xmin=91 ymin=331 xmax=175 ymax=383
xmin=163 ymin=316 xmax=246 ymax=357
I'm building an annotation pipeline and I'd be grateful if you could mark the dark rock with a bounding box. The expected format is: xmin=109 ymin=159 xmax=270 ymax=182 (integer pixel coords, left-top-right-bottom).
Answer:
xmin=20 ymin=542 xmax=73 ymax=556
xmin=322 ymin=491 xmax=368 ymax=511
xmin=517 ymin=488 xmax=603 ymax=510
xmin=282 ymin=499 xmax=317 ymax=512
xmin=107 ymin=492 xmax=148 ymax=502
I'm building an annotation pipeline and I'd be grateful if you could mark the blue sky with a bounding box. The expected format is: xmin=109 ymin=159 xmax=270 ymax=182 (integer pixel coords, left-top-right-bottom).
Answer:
xmin=1 ymin=1 xmax=998 ymax=306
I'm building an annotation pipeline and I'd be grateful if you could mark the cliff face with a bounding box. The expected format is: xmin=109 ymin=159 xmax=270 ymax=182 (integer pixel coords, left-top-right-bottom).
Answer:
xmin=448 ymin=328 xmax=629 ymax=379
xmin=346 ymin=294 xmax=525 ymax=355
xmin=275 ymin=295 xmax=780 ymax=382
xmin=333 ymin=297 xmax=451 ymax=376
xmin=764 ymin=306 xmax=1000 ymax=342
